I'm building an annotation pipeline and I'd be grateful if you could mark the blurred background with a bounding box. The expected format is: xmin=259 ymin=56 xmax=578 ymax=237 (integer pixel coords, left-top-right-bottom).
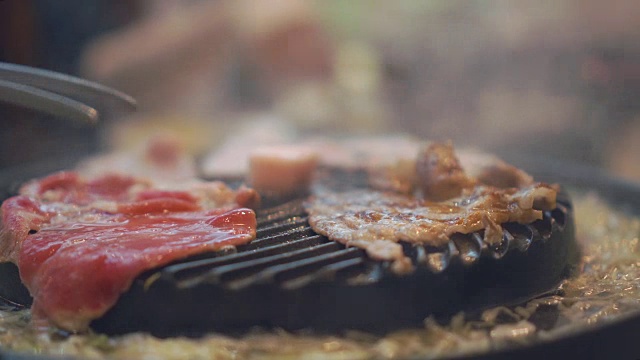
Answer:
xmin=0 ymin=0 xmax=639 ymax=181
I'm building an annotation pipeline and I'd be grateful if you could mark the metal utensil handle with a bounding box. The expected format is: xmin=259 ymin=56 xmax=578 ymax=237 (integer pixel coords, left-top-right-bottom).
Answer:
xmin=0 ymin=62 xmax=136 ymax=114
xmin=0 ymin=79 xmax=98 ymax=125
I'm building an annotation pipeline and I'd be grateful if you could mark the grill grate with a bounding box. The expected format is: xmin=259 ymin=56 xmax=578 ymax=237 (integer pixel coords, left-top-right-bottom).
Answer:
xmin=92 ymin=192 xmax=577 ymax=336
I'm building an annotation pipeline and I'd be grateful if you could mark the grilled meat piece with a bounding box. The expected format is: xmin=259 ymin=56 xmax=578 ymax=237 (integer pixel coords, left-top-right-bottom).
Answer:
xmin=306 ymin=184 xmax=557 ymax=272
xmin=416 ymin=142 xmax=475 ymax=201
xmin=307 ymin=141 xmax=557 ymax=273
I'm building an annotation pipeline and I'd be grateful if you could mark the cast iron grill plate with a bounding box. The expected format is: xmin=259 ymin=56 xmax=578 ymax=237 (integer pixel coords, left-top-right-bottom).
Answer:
xmin=91 ymin=191 xmax=576 ymax=337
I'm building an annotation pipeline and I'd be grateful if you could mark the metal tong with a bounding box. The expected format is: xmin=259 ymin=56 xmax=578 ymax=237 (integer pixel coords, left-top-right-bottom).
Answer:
xmin=0 ymin=62 xmax=136 ymax=125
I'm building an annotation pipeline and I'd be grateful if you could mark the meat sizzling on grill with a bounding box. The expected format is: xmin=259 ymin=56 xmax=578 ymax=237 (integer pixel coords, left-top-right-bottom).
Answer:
xmin=0 ymin=171 xmax=259 ymax=331
xmin=0 ymin=136 xmax=570 ymax=335
xmin=305 ymin=142 xmax=558 ymax=274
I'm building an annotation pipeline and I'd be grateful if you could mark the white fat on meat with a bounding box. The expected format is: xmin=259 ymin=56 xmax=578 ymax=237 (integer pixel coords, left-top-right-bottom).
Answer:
xmin=306 ymin=184 xmax=556 ymax=272
xmin=248 ymin=145 xmax=319 ymax=196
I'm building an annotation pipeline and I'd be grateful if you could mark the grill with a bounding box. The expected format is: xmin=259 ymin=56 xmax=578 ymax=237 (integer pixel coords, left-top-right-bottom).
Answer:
xmin=4 ymin=159 xmax=640 ymax=360
xmin=91 ymin=190 xmax=576 ymax=337
xmin=0 ymin=168 xmax=578 ymax=337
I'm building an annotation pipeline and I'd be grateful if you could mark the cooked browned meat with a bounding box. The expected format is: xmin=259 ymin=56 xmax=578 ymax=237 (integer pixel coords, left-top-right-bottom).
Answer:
xmin=306 ymin=183 xmax=557 ymax=272
xmin=306 ymin=140 xmax=558 ymax=273
xmin=416 ymin=142 xmax=475 ymax=201
xmin=368 ymin=144 xmax=537 ymax=197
